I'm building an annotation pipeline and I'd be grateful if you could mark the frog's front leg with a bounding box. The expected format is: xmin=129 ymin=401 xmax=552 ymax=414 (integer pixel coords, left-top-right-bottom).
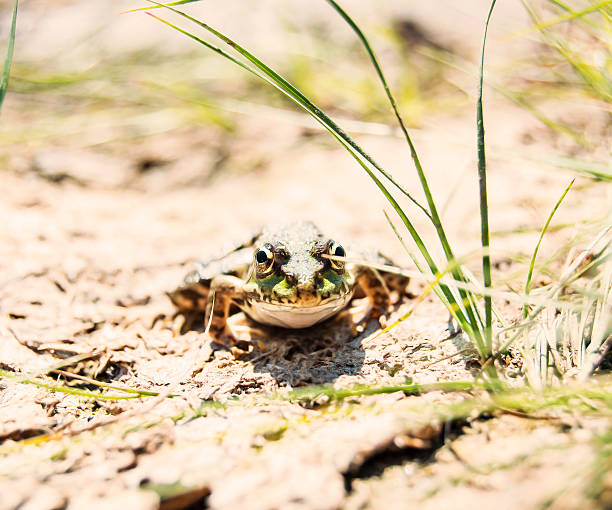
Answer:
xmin=205 ymin=275 xmax=245 ymax=345
xmin=355 ymin=267 xmax=391 ymax=324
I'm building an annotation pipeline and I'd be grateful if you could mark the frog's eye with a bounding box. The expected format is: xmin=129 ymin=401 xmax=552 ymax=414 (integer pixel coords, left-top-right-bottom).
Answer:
xmin=328 ymin=241 xmax=346 ymax=270
xmin=255 ymin=244 xmax=275 ymax=275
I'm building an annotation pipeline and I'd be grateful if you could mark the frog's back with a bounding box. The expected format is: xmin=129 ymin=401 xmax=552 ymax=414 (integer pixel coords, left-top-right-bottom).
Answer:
xmin=260 ymin=221 xmax=323 ymax=246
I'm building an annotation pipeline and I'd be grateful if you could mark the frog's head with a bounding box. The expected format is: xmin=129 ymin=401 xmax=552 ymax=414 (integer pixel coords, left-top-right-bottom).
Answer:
xmin=244 ymin=232 xmax=353 ymax=307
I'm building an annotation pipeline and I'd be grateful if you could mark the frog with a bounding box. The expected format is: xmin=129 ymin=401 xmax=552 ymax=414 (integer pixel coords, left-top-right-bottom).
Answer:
xmin=168 ymin=221 xmax=409 ymax=344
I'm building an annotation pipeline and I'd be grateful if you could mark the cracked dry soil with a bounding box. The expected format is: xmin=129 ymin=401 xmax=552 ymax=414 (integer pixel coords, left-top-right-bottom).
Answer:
xmin=1 ymin=124 xmax=608 ymax=509
xmin=0 ymin=163 xmax=480 ymax=509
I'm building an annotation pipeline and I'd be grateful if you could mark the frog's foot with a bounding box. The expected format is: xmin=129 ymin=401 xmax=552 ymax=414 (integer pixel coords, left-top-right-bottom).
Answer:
xmin=230 ymin=323 xmax=271 ymax=342
xmin=349 ymin=305 xmax=389 ymax=336
xmin=334 ymin=297 xmax=387 ymax=337
xmin=171 ymin=313 xmax=186 ymax=336
xmin=204 ymin=321 xmax=250 ymax=352
xmin=206 ymin=294 xmax=253 ymax=355
xmin=352 ymin=267 xmax=393 ymax=333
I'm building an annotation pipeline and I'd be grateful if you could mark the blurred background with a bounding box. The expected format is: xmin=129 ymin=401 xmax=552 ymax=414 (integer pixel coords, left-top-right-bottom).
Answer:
xmin=0 ymin=0 xmax=610 ymax=281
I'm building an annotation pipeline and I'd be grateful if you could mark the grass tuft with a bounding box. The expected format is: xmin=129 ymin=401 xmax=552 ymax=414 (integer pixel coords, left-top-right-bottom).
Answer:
xmin=0 ymin=0 xmax=18 ymax=113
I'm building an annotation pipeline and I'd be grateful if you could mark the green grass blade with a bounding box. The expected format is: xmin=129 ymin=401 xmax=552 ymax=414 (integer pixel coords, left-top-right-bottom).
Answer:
xmin=383 ymin=210 xmax=475 ymax=335
xmin=0 ymin=0 xmax=18 ymax=112
xmin=323 ymin=0 xmax=488 ymax=353
xmin=522 ymin=179 xmax=575 ymax=319
xmin=323 ymin=0 xmax=434 ymax=210
xmin=535 ymin=0 xmax=612 ymax=31
xmin=145 ymin=14 xmax=433 ymax=265
xmin=145 ymin=13 xmax=256 ymax=75
xmin=477 ymin=0 xmax=497 ymax=355
xmin=124 ymin=0 xmax=200 ymax=14
xmin=324 ymin=1 xmax=465 ymax=276
xmin=0 ymin=369 xmax=147 ymax=400
xmin=286 ymin=380 xmax=480 ymax=403
xmin=144 ymin=7 xmax=436 ymax=260
xmin=52 ymin=369 xmax=162 ymax=397
xmin=513 ymin=1 xmax=605 ymax=37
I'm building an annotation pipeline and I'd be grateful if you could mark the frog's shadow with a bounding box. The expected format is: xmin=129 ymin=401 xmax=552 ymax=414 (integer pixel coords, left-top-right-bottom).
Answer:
xmin=228 ymin=312 xmax=369 ymax=387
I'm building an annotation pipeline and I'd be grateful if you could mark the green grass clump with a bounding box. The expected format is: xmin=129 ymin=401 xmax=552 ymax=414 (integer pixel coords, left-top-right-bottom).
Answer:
xmin=506 ymin=0 xmax=612 ymax=386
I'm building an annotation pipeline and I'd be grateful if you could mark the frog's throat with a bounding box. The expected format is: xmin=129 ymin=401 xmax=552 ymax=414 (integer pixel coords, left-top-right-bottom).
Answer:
xmin=242 ymin=291 xmax=354 ymax=329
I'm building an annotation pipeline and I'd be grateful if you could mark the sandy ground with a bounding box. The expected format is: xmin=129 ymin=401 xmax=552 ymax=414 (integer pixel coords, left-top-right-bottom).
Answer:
xmin=0 ymin=1 xmax=611 ymax=509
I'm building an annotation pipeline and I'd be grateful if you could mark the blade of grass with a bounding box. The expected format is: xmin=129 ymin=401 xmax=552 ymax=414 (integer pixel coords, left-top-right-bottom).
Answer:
xmin=52 ymin=369 xmax=162 ymax=397
xmin=382 ymin=210 xmax=479 ymax=343
xmin=523 ymin=178 xmax=575 ymax=319
xmin=145 ymin=15 xmax=430 ymax=258
xmin=323 ymin=1 xmax=438 ymax=222
xmin=0 ymin=0 xmax=18 ymax=112
xmin=324 ymin=0 xmax=484 ymax=337
xmin=285 ymin=380 xmax=481 ymax=403
xmin=322 ymin=1 xmax=500 ymax=369
xmin=0 ymin=368 xmax=146 ymax=400
xmin=477 ymin=0 xmax=498 ymax=356
xmin=124 ymin=0 xmax=201 ymax=14
xmin=522 ymin=0 xmax=612 ymax=34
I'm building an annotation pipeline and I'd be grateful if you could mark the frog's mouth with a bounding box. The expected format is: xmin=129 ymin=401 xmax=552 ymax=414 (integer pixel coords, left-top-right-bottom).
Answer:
xmin=244 ymin=292 xmax=353 ymax=329
xmin=243 ymin=290 xmax=354 ymax=329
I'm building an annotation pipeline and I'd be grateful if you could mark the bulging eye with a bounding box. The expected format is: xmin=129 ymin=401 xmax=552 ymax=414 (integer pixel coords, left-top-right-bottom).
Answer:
xmin=255 ymin=244 xmax=274 ymax=275
xmin=328 ymin=241 xmax=346 ymax=270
